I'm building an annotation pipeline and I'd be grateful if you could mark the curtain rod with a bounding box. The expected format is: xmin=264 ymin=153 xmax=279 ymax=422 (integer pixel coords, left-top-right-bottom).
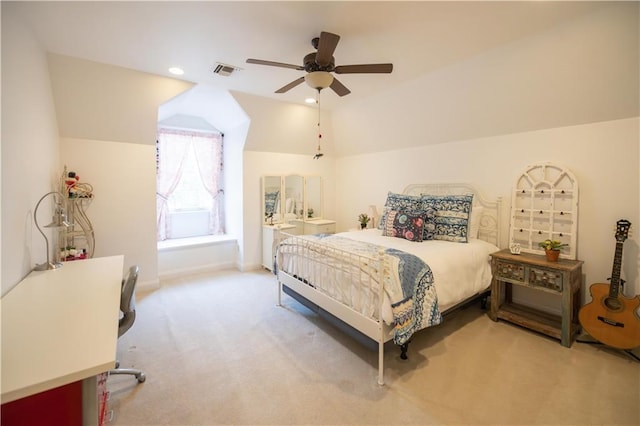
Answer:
xmin=157 ymin=124 xmax=222 ymax=136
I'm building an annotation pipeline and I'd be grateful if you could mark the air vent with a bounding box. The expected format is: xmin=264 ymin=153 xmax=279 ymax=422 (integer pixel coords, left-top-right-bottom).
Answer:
xmin=211 ymin=63 xmax=241 ymax=77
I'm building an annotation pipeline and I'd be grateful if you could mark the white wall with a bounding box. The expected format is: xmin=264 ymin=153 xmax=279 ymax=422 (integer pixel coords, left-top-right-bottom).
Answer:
xmin=60 ymin=138 xmax=159 ymax=288
xmin=47 ymin=55 xmax=193 ymax=286
xmin=223 ymin=120 xmax=248 ymax=268
xmin=335 ymin=118 xmax=640 ymax=309
xmin=1 ymin=11 xmax=61 ymax=295
xmin=157 ymin=240 xmax=237 ymax=279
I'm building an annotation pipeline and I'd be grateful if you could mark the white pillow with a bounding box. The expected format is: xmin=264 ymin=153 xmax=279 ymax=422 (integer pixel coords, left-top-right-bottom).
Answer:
xmin=469 ymin=206 xmax=484 ymax=239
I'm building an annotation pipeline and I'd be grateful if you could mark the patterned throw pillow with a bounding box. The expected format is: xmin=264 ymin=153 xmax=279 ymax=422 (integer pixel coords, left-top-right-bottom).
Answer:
xmin=382 ymin=210 xmax=425 ymax=242
xmin=421 ymin=194 xmax=473 ymax=243
xmin=379 ymin=192 xmax=422 ymax=230
xmin=421 ymin=207 xmax=437 ymax=241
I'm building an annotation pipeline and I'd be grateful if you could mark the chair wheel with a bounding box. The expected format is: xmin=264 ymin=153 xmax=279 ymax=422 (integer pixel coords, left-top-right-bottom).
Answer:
xmin=136 ymin=373 xmax=146 ymax=383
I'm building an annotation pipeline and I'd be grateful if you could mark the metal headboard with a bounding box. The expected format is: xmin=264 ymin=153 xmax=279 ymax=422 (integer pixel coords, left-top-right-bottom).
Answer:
xmin=403 ymin=183 xmax=502 ymax=248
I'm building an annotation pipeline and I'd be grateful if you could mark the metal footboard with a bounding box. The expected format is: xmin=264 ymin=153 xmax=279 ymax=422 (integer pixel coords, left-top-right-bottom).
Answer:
xmin=274 ymin=231 xmax=392 ymax=385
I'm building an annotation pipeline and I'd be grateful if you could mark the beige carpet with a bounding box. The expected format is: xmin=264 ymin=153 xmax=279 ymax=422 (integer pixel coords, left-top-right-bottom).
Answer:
xmin=108 ymin=269 xmax=640 ymax=425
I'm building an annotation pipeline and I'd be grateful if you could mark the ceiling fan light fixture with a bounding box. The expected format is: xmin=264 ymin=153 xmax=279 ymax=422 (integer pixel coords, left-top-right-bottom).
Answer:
xmin=304 ymin=71 xmax=333 ymax=90
xmin=247 ymin=31 xmax=392 ymax=97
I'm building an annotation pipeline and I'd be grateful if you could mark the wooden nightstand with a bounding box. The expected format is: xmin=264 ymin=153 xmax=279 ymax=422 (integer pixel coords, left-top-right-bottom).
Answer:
xmin=489 ymin=249 xmax=583 ymax=347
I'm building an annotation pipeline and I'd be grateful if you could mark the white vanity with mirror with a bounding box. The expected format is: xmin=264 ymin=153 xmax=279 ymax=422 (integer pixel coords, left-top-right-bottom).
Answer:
xmin=261 ymin=174 xmax=335 ymax=270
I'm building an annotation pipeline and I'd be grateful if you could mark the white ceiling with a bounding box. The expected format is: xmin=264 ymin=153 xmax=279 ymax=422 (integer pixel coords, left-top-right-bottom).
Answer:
xmin=7 ymin=1 xmax=610 ymax=111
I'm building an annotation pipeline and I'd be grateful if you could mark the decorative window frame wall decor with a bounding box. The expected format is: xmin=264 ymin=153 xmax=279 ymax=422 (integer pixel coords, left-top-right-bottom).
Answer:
xmin=509 ymin=162 xmax=578 ymax=260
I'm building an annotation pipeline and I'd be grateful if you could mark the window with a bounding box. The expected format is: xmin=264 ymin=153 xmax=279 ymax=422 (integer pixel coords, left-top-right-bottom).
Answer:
xmin=156 ymin=128 xmax=224 ymax=240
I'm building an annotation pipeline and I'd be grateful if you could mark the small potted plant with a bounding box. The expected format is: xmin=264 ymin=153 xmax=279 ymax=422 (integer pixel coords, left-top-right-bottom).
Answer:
xmin=358 ymin=213 xmax=371 ymax=229
xmin=538 ymin=239 xmax=568 ymax=262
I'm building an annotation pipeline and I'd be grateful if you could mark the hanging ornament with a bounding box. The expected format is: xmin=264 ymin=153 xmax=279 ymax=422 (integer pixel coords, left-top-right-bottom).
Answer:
xmin=313 ymin=88 xmax=324 ymax=159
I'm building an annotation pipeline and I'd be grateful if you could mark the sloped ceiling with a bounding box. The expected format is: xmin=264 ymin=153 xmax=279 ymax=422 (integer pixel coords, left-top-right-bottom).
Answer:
xmin=6 ymin=1 xmax=639 ymax=155
xmin=332 ymin=2 xmax=639 ymax=155
xmin=47 ymin=53 xmax=194 ymax=145
xmin=7 ymin=1 xmax=622 ymax=109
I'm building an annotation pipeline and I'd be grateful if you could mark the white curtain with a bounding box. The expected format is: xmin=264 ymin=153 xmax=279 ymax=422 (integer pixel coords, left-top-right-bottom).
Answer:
xmin=156 ymin=129 xmax=224 ymax=240
xmin=193 ymin=134 xmax=224 ymax=235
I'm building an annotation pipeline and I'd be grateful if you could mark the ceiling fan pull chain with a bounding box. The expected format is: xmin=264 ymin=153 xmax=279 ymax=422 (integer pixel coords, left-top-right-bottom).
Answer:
xmin=314 ymin=88 xmax=324 ymax=159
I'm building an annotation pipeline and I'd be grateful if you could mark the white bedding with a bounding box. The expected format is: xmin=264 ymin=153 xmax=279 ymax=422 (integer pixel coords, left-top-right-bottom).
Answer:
xmin=277 ymin=229 xmax=498 ymax=326
xmin=342 ymin=229 xmax=498 ymax=313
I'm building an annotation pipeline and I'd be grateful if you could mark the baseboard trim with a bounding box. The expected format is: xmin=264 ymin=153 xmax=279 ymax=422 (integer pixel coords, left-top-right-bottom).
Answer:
xmin=137 ymin=278 xmax=161 ymax=292
xmin=237 ymin=262 xmax=264 ymax=272
xmin=158 ymin=261 xmax=237 ymax=281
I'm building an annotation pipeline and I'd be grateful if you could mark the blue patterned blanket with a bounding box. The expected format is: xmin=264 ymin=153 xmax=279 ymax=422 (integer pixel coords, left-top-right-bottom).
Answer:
xmin=384 ymin=248 xmax=442 ymax=345
xmin=275 ymin=235 xmax=442 ymax=345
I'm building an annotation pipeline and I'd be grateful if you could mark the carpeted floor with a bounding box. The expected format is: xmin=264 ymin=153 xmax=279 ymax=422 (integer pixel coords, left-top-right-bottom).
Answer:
xmin=108 ymin=269 xmax=640 ymax=425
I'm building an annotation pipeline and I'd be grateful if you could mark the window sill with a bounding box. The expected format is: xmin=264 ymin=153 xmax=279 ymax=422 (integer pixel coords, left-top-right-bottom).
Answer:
xmin=157 ymin=235 xmax=236 ymax=251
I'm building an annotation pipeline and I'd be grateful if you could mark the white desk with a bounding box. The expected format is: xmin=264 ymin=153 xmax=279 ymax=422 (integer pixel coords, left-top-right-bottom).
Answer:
xmin=1 ymin=255 xmax=124 ymax=424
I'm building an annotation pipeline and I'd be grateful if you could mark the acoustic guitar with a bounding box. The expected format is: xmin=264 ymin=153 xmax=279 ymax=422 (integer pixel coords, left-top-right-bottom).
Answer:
xmin=579 ymin=219 xmax=640 ymax=349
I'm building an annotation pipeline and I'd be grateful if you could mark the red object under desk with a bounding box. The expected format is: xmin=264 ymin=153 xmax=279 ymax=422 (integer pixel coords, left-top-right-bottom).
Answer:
xmin=1 ymin=381 xmax=82 ymax=426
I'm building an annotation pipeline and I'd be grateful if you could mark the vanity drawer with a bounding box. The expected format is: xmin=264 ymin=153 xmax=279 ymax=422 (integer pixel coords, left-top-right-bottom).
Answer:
xmin=308 ymin=222 xmax=336 ymax=234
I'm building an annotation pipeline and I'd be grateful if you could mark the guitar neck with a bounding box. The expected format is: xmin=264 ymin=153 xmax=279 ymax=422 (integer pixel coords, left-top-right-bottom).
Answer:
xmin=609 ymin=241 xmax=624 ymax=298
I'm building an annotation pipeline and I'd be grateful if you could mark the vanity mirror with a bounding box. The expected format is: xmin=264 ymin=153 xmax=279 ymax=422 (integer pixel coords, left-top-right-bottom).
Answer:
xmin=305 ymin=176 xmax=322 ymax=220
xmin=262 ymin=175 xmax=282 ymax=224
xmin=262 ymin=174 xmax=333 ymax=233
xmin=261 ymin=174 xmax=334 ymax=269
xmin=284 ymin=175 xmax=333 ymax=235
xmin=284 ymin=175 xmax=304 ymax=221
xmin=282 ymin=175 xmax=323 ymax=221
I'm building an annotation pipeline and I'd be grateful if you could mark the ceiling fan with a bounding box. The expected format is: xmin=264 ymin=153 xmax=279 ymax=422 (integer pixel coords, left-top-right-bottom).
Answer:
xmin=246 ymin=31 xmax=393 ymax=97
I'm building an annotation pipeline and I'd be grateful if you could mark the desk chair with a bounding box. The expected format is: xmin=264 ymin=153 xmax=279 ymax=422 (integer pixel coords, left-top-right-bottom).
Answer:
xmin=109 ymin=265 xmax=146 ymax=383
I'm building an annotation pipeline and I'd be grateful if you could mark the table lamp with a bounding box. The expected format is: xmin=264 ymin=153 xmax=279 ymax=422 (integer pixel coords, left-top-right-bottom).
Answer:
xmin=33 ymin=191 xmax=71 ymax=271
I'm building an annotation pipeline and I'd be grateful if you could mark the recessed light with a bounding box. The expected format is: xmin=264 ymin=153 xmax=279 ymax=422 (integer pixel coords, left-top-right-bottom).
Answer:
xmin=168 ymin=67 xmax=184 ymax=75
xmin=305 ymin=97 xmax=317 ymax=104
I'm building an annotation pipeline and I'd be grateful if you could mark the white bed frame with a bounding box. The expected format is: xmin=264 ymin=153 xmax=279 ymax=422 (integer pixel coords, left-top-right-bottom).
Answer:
xmin=275 ymin=183 xmax=502 ymax=385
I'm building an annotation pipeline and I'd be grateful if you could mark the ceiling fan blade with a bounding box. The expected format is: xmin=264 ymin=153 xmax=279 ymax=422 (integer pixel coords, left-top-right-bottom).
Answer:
xmin=315 ymin=31 xmax=340 ymax=67
xmin=275 ymin=77 xmax=305 ymax=93
xmin=330 ymin=77 xmax=351 ymax=97
xmin=246 ymin=58 xmax=304 ymax=71
xmin=334 ymin=63 xmax=393 ymax=74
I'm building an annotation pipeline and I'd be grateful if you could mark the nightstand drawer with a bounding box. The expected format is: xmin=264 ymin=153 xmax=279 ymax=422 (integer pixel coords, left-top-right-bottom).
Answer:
xmin=495 ymin=260 xmax=525 ymax=283
xmin=529 ymin=267 xmax=563 ymax=292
